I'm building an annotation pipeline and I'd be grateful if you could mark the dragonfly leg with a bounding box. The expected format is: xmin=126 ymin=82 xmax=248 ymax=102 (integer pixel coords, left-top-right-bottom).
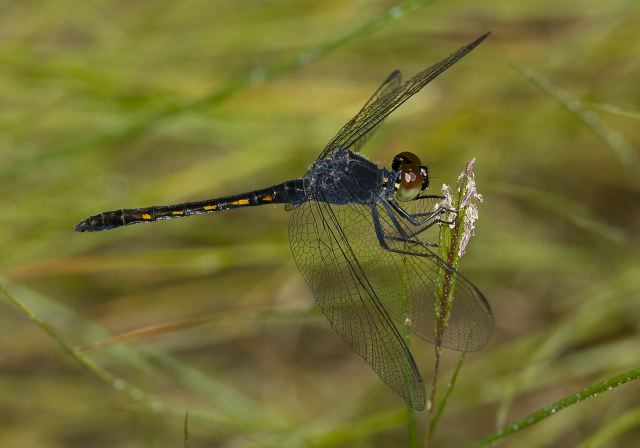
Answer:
xmin=412 ymin=206 xmax=456 ymax=220
xmin=387 ymin=198 xmax=457 ymax=231
xmin=377 ymin=198 xmax=411 ymax=239
xmin=371 ymin=204 xmax=439 ymax=254
xmin=413 ymin=194 xmax=445 ymax=201
xmin=383 ymin=199 xmax=454 ymax=239
xmin=370 ymin=206 xmax=464 ymax=293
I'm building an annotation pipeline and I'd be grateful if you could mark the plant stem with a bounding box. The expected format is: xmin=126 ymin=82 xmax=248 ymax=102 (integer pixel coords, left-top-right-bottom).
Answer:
xmin=428 ymin=345 xmax=442 ymax=413
xmin=0 ymin=282 xmax=228 ymax=425
xmin=471 ymin=367 xmax=640 ymax=447
xmin=184 ymin=412 xmax=191 ymax=448
xmin=1 ymin=0 xmax=434 ymax=179
xmin=512 ymin=63 xmax=640 ymax=183
xmin=428 ymin=349 xmax=467 ymax=439
xmin=427 ymin=160 xmax=480 ymax=445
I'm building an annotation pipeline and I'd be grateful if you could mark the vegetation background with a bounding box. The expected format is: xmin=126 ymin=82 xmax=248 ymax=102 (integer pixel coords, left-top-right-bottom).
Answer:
xmin=1 ymin=0 xmax=639 ymax=446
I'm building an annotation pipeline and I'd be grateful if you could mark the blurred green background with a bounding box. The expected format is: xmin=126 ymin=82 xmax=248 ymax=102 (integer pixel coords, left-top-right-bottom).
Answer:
xmin=1 ymin=0 xmax=639 ymax=446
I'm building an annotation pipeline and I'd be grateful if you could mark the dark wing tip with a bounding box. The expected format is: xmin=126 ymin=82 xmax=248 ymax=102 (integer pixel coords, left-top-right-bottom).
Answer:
xmin=472 ymin=31 xmax=492 ymax=47
xmin=387 ymin=69 xmax=402 ymax=80
xmin=74 ymin=220 xmax=91 ymax=232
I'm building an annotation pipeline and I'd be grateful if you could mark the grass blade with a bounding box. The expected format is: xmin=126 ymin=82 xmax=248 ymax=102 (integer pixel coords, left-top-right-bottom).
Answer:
xmin=587 ymin=102 xmax=640 ymax=120
xmin=471 ymin=367 xmax=640 ymax=447
xmin=577 ymin=405 xmax=640 ymax=448
xmin=2 ymin=0 xmax=433 ymax=178
xmin=486 ymin=183 xmax=627 ymax=245
xmin=428 ymin=349 xmax=467 ymax=439
xmin=0 ymin=282 xmax=164 ymax=412
xmin=0 ymin=281 xmax=243 ymax=427
xmin=512 ymin=63 xmax=640 ymax=183
xmin=184 ymin=412 xmax=191 ymax=448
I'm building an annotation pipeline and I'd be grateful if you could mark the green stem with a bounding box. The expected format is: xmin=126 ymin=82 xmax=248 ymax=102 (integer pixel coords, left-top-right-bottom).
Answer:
xmin=471 ymin=367 xmax=640 ymax=447
xmin=0 ymin=282 xmax=227 ymax=424
xmin=577 ymin=404 xmax=640 ymax=448
xmin=428 ymin=350 xmax=467 ymax=440
xmin=184 ymin=412 xmax=191 ymax=448
xmin=429 ymin=189 xmax=464 ymax=413
xmin=1 ymin=0 xmax=434 ymax=179
xmin=511 ymin=63 xmax=640 ymax=183
xmin=427 ymin=345 xmax=442 ymax=415
xmin=427 ymin=161 xmax=476 ymax=444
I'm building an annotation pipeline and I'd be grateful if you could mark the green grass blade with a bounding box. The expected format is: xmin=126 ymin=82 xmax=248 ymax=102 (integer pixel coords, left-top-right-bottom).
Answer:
xmin=184 ymin=412 xmax=191 ymax=448
xmin=304 ymin=409 xmax=406 ymax=447
xmin=0 ymin=282 xmax=166 ymax=414
xmin=428 ymin=349 xmax=467 ymax=439
xmin=577 ymin=405 xmax=640 ymax=448
xmin=471 ymin=367 xmax=640 ymax=447
xmin=486 ymin=183 xmax=627 ymax=244
xmin=1 ymin=278 xmax=288 ymax=428
xmin=587 ymin=102 xmax=640 ymax=120
xmin=1 ymin=0 xmax=433 ymax=178
xmin=512 ymin=63 xmax=640 ymax=183
xmin=0 ymin=281 xmax=251 ymax=427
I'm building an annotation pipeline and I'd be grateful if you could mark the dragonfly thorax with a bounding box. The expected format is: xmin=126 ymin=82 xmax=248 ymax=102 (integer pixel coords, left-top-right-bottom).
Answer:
xmin=305 ymin=149 xmax=384 ymax=204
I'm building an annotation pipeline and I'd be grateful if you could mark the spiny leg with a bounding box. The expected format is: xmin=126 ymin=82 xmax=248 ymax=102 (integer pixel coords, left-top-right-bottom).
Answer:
xmin=377 ymin=199 xmax=448 ymax=242
xmin=386 ymin=199 xmax=456 ymax=240
xmin=371 ymin=204 xmax=439 ymax=255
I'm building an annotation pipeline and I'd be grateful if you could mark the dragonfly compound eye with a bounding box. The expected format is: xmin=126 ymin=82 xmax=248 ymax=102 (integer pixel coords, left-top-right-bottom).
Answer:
xmin=391 ymin=151 xmax=422 ymax=172
xmin=396 ymin=164 xmax=424 ymax=201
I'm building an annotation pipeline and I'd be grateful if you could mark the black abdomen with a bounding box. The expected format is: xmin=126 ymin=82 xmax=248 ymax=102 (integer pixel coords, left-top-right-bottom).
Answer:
xmin=75 ymin=179 xmax=305 ymax=232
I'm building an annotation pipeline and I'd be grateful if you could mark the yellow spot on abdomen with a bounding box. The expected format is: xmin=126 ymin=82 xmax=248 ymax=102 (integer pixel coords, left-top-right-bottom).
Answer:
xmin=203 ymin=205 xmax=216 ymax=211
xmin=141 ymin=213 xmax=152 ymax=220
xmin=171 ymin=211 xmax=184 ymax=216
xmin=231 ymin=199 xmax=250 ymax=206
xmin=262 ymin=195 xmax=273 ymax=202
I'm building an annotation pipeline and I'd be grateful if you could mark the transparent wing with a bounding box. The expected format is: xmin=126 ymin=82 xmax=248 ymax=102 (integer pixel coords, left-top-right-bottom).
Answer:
xmin=317 ymin=32 xmax=490 ymax=161
xmin=289 ymin=180 xmax=493 ymax=407
xmin=289 ymin=197 xmax=426 ymax=410
xmin=370 ymin=197 xmax=494 ymax=351
xmin=349 ymin=70 xmax=402 ymax=153
xmin=360 ymin=70 xmax=403 ymax=111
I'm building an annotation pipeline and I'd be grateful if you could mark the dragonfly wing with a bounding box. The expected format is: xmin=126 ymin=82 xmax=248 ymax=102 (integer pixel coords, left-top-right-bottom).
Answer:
xmin=324 ymin=70 xmax=402 ymax=156
xmin=360 ymin=69 xmax=403 ymax=111
xmin=316 ymin=32 xmax=490 ymax=161
xmin=289 ymin=197 xmax=426 ymax=410
xmin=370 ymin=200 xmax=494 ymax=351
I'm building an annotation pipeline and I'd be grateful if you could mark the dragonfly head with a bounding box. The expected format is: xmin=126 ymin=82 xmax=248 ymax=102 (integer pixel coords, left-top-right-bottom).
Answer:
xmin=392 ymin=152 xmax=429 ymax=201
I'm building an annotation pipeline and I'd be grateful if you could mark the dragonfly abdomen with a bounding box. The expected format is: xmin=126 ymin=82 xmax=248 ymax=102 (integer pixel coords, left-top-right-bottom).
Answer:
xmin=75 ymin=179 xmax=305 ymax=232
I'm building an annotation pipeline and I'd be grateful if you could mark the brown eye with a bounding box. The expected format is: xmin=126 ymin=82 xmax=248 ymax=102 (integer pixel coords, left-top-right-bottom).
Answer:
xmin=392 ymin=151 xmax=422 ymax=172
xmin=396 ymin=164 xmax=424 ymax=201
xmin=399 ymin=152 xmax=421 ymax=165
xmin=401 ymin=165 xmax=423 ymax=189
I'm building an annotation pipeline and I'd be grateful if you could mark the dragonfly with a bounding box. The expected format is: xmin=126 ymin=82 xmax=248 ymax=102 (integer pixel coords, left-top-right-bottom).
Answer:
xmin=76 ymin=32 xmax=494 ymax=410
